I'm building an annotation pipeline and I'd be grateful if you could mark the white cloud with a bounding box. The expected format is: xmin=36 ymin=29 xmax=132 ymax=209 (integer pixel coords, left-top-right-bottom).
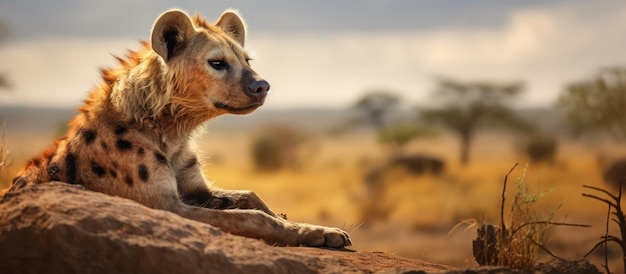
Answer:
xmin=0 ymin=37 xmax=135 ymax=107
xmin=248 ymin=4 xmax=626 ymax=108
xmin=1 ymin=3 xmax=625 ymax=109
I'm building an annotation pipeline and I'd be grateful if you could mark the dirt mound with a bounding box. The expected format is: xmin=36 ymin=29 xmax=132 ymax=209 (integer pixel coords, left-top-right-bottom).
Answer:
xmin=0 ymin=182 xmax=454 ymax=273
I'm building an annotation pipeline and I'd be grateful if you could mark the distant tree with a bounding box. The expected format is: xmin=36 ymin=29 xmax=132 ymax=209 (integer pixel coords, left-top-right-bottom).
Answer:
xmin=557 ymin=67 xmax=626 ymax=139
xmin=420 ymin=78 xmax=527 ymax=166
xmin=353 ymin=90 xmax=401 ymax=130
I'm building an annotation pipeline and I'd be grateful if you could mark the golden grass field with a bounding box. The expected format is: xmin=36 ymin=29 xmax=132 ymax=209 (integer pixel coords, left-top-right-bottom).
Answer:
xmin=0 ymin=127 xmax=623 ymax=271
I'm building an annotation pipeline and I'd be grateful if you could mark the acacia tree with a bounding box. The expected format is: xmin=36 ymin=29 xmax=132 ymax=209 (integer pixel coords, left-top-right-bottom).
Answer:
xmin=353 ymin=90 xmax=401 ymax=130
xmin=420 ymin=78 xmax=527 ymax=166
xmin=557 ymin=67 xmax=626 ymax=139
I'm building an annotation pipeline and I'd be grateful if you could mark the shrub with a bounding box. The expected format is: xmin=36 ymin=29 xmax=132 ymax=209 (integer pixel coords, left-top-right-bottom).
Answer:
xmin=377 ymin=123 xmax=435 ymax=150
xmin=603 ymin=158 xmax=626 ymax=190
xmin=356 ymin=163 xmax=395 ymax=223
xmin=389 ymin=154 xmax=445 ymax=176
xmin=250 ymin=125 xmax=312 ymax=171
xmin=523 ymin=135 xmax=557 ymax=164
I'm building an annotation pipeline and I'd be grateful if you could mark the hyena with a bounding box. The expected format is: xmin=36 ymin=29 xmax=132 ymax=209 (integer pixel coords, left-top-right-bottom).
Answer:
xmin=9 ymin=9 xmax=351 ymax=248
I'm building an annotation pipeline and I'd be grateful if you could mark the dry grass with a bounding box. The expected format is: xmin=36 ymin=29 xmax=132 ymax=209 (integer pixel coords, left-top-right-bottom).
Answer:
xmin=469 ymin=163 xmax=592 ymax=270
xmin=198 ymin=132 xmax=615 ymax=268
xmin=1 ymin=128 xmax=621 ymax=270
xmin=498 ymin=166 xmax=554 ymax=269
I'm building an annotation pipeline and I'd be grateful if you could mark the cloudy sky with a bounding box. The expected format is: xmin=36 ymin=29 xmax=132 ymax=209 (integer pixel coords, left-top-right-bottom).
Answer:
xmin=0 ymin=0 xmax=625 ymax=109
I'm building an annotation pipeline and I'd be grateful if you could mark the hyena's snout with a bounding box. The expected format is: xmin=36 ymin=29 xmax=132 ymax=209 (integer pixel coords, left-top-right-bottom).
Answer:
xmin=247 ymin=79 xmax=270 ymax=98
xmin=244 ymin=72 xmax=270 ymax=103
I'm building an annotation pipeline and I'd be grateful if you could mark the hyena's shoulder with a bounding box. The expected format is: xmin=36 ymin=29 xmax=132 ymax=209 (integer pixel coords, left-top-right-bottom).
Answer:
xmin=10 ymin=113 xmax=170 ymax=193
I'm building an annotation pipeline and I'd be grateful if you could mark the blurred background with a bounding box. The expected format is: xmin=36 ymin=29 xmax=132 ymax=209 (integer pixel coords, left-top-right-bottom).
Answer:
xmin=1 ymin=0 xmax=626 ymax=271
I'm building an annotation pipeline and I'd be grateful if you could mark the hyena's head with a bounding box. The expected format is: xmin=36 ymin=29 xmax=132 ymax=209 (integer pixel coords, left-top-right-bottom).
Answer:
xmin=150 ymin=9 xmax=269 ymax=118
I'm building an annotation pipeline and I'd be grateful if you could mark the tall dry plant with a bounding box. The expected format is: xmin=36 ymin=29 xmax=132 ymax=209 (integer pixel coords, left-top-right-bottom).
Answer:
xmin=473 ymin=163 xmax=590 ymax=269
xmin=498 ymin=165 xmax=557 ymax=268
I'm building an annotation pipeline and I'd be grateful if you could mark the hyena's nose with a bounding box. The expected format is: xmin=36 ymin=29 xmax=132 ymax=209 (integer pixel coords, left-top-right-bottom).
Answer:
xmin=247 ymin=80 xmax=270 ymax=98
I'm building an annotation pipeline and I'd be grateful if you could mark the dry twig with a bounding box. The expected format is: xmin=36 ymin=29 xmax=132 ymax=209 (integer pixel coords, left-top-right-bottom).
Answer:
xmin=582 ymin=183 xmax=626 ymax=273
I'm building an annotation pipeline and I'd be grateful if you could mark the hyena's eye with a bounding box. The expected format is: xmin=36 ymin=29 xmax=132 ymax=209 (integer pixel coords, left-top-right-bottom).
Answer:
xmin=208 ymin=60 xmax=229 ymax=71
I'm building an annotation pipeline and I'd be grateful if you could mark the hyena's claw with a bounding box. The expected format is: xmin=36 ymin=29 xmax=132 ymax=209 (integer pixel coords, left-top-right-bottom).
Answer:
xmin=298 ymin=225 xmax=351 ymax=248
xmin=324 ymin=227 xmax=352 ymax=248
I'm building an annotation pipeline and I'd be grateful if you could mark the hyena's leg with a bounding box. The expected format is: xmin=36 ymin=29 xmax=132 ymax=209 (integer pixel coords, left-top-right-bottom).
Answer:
xmin=211 ymin=189 xmax=277 ymax=216
xmin=181 ymin=186 xmax=277 ymax=217
xmin=171 ymin=153 xmax=350 ymax=247
xmin=174 ymin=152 xmax=277 ymax=216
xmin=151 ymin=178 xmax=351 ymax=247
xmin=168 ymin=201 xmax=351 ymax=248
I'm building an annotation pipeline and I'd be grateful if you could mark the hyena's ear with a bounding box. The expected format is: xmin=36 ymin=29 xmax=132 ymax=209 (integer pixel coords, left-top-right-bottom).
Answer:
xmin=151 ymin=9 xmax=195 ymax=61
xmin=215 ymin=10 xmax=246 ymax=47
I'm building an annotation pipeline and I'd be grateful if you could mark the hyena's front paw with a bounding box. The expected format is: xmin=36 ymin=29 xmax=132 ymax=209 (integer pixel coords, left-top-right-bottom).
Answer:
xmin=296 ymin=224 xmax=352 ymax=248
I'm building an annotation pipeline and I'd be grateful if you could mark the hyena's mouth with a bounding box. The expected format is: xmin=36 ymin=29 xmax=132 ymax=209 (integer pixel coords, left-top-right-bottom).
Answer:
xmin=214 ymin=102 xmax=262 ymax=113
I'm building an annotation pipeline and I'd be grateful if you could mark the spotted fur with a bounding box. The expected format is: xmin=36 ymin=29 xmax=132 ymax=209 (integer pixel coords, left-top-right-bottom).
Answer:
xmin=9 ymin=9 xmax=350 ymax=248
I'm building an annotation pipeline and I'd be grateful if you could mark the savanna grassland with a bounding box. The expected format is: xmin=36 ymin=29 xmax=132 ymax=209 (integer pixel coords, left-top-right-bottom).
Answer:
xmin=0 ymin=118 xmax=622 ymax=271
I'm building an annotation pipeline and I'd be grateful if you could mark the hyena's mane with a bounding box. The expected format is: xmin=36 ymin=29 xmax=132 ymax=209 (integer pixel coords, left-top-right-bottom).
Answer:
xmin=81 ymin=15 xmax=218 ymax=131
xmin=77 ymin=42 xmax=167 ymax=127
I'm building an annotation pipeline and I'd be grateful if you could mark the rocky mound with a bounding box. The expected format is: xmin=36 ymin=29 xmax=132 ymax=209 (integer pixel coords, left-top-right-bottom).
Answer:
xmin=0 ymin=182 xmax=454 ymax=274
